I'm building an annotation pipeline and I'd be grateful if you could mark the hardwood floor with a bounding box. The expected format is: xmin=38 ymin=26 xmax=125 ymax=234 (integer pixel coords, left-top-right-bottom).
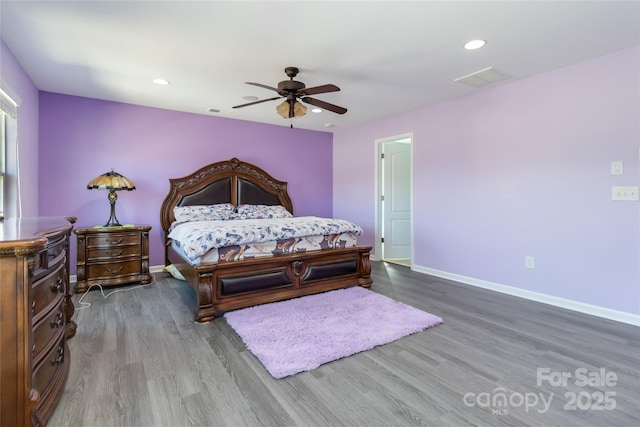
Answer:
xmin=49 ymin=262 xmax=639 ymax=427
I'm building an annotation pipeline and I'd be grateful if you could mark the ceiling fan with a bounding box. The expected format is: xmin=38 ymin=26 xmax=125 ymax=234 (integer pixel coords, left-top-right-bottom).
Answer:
xmin=232 ymin=67 xmax=348 ymax=119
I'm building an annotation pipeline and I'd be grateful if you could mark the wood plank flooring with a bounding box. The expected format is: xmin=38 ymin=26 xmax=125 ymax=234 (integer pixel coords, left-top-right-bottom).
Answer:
xmin=49 ymin=262 xmax=640 ymax=426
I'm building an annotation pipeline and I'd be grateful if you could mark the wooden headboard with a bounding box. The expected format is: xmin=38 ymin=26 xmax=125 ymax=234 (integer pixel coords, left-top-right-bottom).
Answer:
xmin=159 ymin=158 xmax=293 ymax=234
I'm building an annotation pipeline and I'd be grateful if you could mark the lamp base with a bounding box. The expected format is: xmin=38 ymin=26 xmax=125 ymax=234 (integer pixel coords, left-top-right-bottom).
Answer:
xmin=104 ymin=190 xmax=122 ymax=227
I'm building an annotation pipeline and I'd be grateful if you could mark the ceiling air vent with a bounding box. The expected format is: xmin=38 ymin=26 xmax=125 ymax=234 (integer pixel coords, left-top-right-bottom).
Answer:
xmin=454 ymin=67 xmax=511 ymax=87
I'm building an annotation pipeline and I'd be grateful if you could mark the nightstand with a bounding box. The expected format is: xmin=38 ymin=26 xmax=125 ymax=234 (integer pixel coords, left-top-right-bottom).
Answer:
xmin=73 ymin=225 xmax=152 ymax=293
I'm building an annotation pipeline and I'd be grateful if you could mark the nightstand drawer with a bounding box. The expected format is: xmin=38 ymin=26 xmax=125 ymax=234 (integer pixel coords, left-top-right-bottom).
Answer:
xmin=87 ymin=232 xmax=140 ymax=248
xmin=86 ymin=259 xmax=142 ymax=279
xmin=32 ymin=300 xmax=66 ymax=365
xmin=87 ymin=245 xmax=142 ymax=261
xmin=32 ymin=263 xmax=66 ymax=320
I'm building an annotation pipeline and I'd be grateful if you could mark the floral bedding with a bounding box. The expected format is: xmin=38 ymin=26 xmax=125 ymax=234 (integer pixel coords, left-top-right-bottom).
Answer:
xmin=172 ymin=232 xmax=359 ymax=265
xmin=168 ymin=216 xmax=363 ymax=262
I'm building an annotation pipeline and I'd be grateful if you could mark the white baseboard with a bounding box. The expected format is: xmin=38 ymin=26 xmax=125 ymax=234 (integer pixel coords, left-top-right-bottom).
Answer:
xmin=150 ymin=265 xmax=165 ymax=274
xmin=73 ymin=262 xmax=640 ymax=327
xmin=412 ymin=264 xmax=640 ymax=327
xmin=70 ymin=264 xmax=165 ymax=284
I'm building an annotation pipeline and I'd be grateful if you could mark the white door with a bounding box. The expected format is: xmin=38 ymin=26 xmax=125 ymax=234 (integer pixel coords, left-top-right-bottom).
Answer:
xmin=382 ymin=141 xmax=411 ymax=261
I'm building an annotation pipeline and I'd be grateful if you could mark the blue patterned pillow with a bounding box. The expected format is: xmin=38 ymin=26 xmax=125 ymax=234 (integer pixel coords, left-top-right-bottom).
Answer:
xmin=173 ymin=203 xmax=237 ymax=222
xmin=237 ymin=204 xmax=293 ymax=220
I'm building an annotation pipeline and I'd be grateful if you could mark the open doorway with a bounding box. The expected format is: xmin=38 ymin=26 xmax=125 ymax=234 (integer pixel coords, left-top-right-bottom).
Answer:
xmin=375 ymin=134 xmax=412 ymax=267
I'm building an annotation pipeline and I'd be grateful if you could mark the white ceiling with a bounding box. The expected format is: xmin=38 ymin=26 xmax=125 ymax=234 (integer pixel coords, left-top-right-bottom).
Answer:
xmin=1 ymin=1 xmax=638 ymax=132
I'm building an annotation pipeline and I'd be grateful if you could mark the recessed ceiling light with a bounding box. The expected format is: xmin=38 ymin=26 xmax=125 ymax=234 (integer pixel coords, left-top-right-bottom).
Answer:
xmin=324 ymin=123 xmax=335 ymax=128
xmin=153 ymin=78 xmax=169 ymax=85
xmin=311 ymin=108 xmax=322 ymax=113
xmin=242 ymin=95 xmax=259 ymax=101
xmin=464 ymin=39 xmax=486 ymax=50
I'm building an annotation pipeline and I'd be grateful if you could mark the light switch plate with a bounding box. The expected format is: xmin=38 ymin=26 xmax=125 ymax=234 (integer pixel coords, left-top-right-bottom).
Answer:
xmin=612 ymin=186 xmax=639 ymax=201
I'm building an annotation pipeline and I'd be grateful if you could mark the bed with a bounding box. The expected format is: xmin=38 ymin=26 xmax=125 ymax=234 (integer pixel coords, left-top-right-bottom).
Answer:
xmin=160 ymin=157 xmax=372 ymax=323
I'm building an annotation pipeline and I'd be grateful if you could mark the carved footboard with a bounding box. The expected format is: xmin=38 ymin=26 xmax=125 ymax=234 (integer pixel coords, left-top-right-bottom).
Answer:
xmin=169 ymin=246 xmax=372 ymax=323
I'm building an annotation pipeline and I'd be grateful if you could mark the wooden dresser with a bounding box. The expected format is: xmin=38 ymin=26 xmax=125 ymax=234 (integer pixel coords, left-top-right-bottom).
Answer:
xmin=0 ymin=216 xmax=77 ymax=427
xmin=73 ymin=225 xmax=152 ymax=293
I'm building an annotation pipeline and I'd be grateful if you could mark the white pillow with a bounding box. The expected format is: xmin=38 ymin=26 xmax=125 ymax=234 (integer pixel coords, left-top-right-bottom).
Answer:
xmin=236 ymin=204 xmax=293 ymax=220
xmin=173 ymin=203 xmax=237 ymax=222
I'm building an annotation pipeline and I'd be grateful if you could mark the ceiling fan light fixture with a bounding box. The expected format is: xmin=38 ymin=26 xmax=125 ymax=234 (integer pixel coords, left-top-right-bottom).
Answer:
xmin=276 ymin=101 xmax=289 ymax=118
xmin=294 ymin=101 xmax=307 ymax=117
xmin=235 ymin=67 xmax=346 ymax=119
xmin=276 ymin=100 xmax=307 ymax=118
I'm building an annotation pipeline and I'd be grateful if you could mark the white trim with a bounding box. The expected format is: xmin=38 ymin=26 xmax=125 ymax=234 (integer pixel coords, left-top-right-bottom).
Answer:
xmin=0 ymin=83 xmax=20 ymax=118
xmin=374 ymin=133 xmax=413 ymax=263
xmin=412 ymin=264 xmax=640 ymax=327
xmin=70 ymin=264 xmax=165 ymax=284
xmin=149 ymin=265 xmax=165 ymax=274
xmin=73 ymin=263 xmax=640 ymax=327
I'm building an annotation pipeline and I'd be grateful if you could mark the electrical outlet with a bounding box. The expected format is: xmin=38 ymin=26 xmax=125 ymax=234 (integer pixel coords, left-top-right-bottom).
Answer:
xmin=525 ymin=256 xmax=535 ymax=269
xmin=611 ymin=186 xmax=640 ymax=201
xmin=610 ymin=161 xmax=624 ymax=175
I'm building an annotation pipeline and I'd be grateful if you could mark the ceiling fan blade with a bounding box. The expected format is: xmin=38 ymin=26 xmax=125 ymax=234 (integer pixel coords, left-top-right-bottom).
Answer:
xmin=298 ymin=84 xmax=340 ymax=96
xmin=301 ymin=97 xmax=348 ymax=114
xmin=245 ymin=82 xmax=280 ymax=92
xmin=232 ymin=96 xmax=282 ymax=109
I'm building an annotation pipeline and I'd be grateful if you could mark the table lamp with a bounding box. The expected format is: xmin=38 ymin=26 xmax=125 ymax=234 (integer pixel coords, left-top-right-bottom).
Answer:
xmin=87 ymin=170 xmax=135 ymax=227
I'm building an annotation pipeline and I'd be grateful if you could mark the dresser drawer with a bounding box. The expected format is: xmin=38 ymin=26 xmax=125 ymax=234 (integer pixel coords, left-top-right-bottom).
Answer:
xmin=87 ymin=232 xmax=140 ymax=248
xmin=32 ymin=338 xmax=66 ymax=399
xmin=32 ymin=300 xmax=66 ymax=363
xmin=86 ymin=259 xmax=142 ymax=279
xmin=87 ymin=245 xmax=142 ymax=261
xmin=46 ymin=233 xmax=67 ymax=265
xmin=32 ymin=263 xmax=66 ymax=319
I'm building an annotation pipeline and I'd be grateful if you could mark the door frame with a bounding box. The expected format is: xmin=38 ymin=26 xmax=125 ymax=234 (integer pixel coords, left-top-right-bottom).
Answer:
xmin=374 ymin=132 xmax=413 ymax=265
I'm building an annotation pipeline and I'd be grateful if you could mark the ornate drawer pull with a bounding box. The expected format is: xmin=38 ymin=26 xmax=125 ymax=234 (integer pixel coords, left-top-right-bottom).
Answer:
xmin=50 ymin=277 xmax=63 ymax=293
xmin=51 ymin=345 xmax=64 ymax=366
xmin=291 ymin=260 xmax=304 ymax=276
xmin=31 ymin=300 xmax=36 ymax=314
xmin=106 ymin=266 xmax=124 ymax=275
xmin=106 ymin=238 xmax=123 ymax=245
xmin=109 ymin=249 xmax=123 ymax=257
xmin=50 ymin=311 xmax=64 ymax=328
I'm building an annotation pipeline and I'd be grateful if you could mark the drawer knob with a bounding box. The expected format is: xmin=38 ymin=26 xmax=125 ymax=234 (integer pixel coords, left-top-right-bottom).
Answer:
xmin=51 ymin=311 xmax=64 ymax=328
xmin=109 ymin=249 xmax=123 ymax=257
xmin=51 ymin=345 xmax=64 ymax=366
xmin=106 ymin=238 xmax=123 ymax=245
xmin=50 ymin=277 xmax=63 ymax=293
xmin=31 ymin=300 xmax=36 ymax=314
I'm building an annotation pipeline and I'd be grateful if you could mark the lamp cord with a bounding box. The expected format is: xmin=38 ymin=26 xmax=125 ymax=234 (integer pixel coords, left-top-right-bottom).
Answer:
xmin=75 ymin=274 xmax=156 ymax=310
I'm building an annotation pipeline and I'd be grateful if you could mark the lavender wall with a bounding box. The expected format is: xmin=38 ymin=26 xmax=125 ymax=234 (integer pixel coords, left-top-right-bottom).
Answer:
xmin=1 ymin=39 xmax=39 ymax=216
xmin=38 ymin=93 xmax=333 ymax=272
xmin=334 ymin=47 xmax=640 ymax=316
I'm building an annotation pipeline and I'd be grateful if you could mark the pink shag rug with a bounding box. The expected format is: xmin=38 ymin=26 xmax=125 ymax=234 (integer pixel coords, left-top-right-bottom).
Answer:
xmin=224 ymin=286 xmax=443 ymax=379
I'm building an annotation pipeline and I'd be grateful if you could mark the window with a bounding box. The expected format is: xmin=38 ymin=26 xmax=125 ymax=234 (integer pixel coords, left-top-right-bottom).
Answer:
xmin=0 ymin=87 xmax=19 ymax=219
xmin=0 ymin=112 xmax=5 ymax=218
